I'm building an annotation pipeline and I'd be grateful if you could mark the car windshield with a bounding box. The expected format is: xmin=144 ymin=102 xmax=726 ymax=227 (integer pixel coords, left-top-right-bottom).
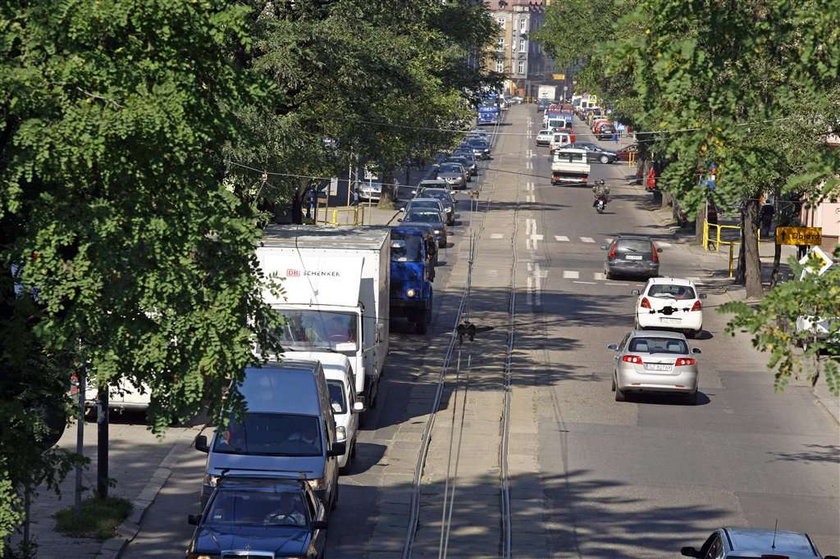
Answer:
xmin=439 ymin=164 xmax=461 ymax=173
xmin=628 ymin=338 xmax=688 ymax=354
xmin=648 ymin=284 xmax=696 ymax=299
xmin=408 ymin=200 xmax=440 ymax=211
xmin=404 ymin=211 xmax=441 ymax=224
xmin=273 ymin=310 xmax=358 ymax=352
xmin=422 ymin=191 xmax=452 ymax=203
xmin=468 ymin=139 xmax=488 ymax=147
xmin=327 ymin=380 xmax=347 ymax=415
xmin=390 ymin=235 xmax=423 ymax=262
xmin=207 ymin=489 xmax=309 ymax=527
xmin=213 ymin=413 xmax=322 ymax=456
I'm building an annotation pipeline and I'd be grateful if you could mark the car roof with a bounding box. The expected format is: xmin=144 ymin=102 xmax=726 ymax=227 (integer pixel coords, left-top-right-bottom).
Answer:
xmin=724 ymin=527 xmax=818 ymax=556
xmin=646 ymin=277 xmax=696 ymax=287
xmin=238 ymin=363 xmax=322 ymax=415
xmin=629 ymin=329 xmax=687 ymax=340
xmin=615 ymin=235 xmax=655 ymax=243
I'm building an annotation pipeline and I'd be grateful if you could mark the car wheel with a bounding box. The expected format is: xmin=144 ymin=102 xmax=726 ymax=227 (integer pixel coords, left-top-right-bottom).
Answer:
xmin=614 ymin=385 xmax=626 ymax=402
xmin=600 ymin=155 xmax=610 ymax=164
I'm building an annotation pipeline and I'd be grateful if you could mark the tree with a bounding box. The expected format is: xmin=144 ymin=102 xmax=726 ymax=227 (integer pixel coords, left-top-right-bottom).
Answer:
xmin=721 ymin=256 xmax=840 ymax=395
xmin=0 ymin=0 xmax=283 ymax=547
xmin=224 ymin=0 xmax=498 ymax=221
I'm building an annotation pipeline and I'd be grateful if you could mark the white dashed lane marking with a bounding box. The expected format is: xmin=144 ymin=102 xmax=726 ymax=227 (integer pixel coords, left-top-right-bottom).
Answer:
xmin=580 ymin=236 xmax=596 ymax=243
xmin=562 ymin=270 xmax=580 ymax=279
xmin=554 ymin=235 xmax=570 ymax=242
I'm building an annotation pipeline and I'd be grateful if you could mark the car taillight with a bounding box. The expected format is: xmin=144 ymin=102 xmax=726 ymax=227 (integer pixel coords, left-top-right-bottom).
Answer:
xmin=621 ymin=355 xmax=642 ymax=364
xmin=675 ymin=357 xmax=696 ymax=366
xmin=608 ymin=244 xmax=617 ymax=259
xmin=691 ymin=300 xmax=702 ymax=311
xmin=651 ymin=243 xmax=659 ymax=262
xmin=640 ymin=297 xmax=651 ymax=309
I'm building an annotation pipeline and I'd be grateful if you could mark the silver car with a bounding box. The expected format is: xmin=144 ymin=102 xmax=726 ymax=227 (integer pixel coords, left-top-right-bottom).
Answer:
xmin=436 ymin=162 xmax=467 ymax=189
xmin=608 ymin=330 xmax=701 ymax=404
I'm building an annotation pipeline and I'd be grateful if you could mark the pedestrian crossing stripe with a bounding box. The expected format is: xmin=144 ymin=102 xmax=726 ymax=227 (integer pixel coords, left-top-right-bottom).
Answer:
xmin=555 ymin=235 xmax=569 ymax=242
xmin=490 ymin=233 xmax=504 ymax=239
xmin=580 ymin=236 xmax=595 ymax=243
xmin=562 ymin=270 xmax=580 ymax=279
xmin=593 ymin=272 xmax=606 ymax=281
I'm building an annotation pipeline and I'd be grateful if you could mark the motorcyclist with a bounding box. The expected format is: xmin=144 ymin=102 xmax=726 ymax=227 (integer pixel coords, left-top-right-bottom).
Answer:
xmin=592 ymin=180 xmax=610 ymax=207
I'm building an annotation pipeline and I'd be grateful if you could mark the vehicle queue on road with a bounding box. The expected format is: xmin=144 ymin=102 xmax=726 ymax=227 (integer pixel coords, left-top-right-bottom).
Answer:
xmin=182 ymin=124 xmax=495 ymax=559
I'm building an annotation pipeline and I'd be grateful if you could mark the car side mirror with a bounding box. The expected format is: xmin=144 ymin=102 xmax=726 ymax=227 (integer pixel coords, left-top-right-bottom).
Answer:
xmin=699 ymin=293 xmax=707 ymax=299
xmin=187 ymin=514 xmax=201 ymax=526
xmin=312 ymin=520 xmax=328 ymax=530
xmin=691 ymin=347 xmax=702 ymax=354
xmin=680 ymin=547 xmax=700 ymax=557
xmin=328 ymin=441 xmax=347 ymax=457
xmin=630 ymin=289 xmax=640 ymax=296
xmin=607 ymin=344 xmax=618 ymax=351
xmin=195 ymin=435 xmax=209 ymax=453
xmin=352 ymin=401 xmax=366 ymax=413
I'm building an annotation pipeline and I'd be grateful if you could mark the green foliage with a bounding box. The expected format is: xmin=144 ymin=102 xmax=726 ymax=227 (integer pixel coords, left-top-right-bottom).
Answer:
xmin=54 ymin=496 xmax=133 ymax=540
xmin=721 ymin=260 xmax=840 ymax=394
xmin=0 ymin=465 xmax=22 ymax=555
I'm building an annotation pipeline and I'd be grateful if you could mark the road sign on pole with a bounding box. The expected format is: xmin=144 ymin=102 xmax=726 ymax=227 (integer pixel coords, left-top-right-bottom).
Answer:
xmin=799 ymin=246 xmax=833 ymax=278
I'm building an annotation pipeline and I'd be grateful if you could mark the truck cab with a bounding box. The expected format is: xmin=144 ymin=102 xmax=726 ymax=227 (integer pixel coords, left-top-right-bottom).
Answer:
xmin=388 ymin=226 xmax=434 ymax=334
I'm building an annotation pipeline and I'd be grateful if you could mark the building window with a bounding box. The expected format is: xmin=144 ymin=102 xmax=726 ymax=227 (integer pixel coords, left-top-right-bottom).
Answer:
xmin=518 ymin=61 xmax=526 ymax=75
xmin=496 ymin=60 xmax=505 ymax=73
xmin=520 ymin=18 xmax=527 ymax=32
xmin=497 ymin=36 xmax=505 ymax=50
xmin=497 ymin=16 xmax=506 ymax=28
xmin=519 ymin=38 xmax=527 ymax=52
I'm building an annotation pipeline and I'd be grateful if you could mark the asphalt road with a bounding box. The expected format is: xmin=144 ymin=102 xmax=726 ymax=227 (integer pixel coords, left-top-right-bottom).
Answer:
xmin=121 ymin=105 xmax=839 ymax=558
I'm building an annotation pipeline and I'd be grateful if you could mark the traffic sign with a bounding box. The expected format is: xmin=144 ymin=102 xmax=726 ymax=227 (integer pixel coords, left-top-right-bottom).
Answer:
xmin=776 ymin=226 xmax=822 ymax=246
xmin=799 ymin=246 xmax=833 ymax=277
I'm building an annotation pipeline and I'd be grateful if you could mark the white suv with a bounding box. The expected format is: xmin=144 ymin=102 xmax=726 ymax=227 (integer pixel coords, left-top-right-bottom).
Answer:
xmin=632 ymin=277 xmax=705 ymax=338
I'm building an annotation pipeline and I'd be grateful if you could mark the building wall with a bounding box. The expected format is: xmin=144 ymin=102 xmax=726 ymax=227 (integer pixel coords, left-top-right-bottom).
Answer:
xmin=484 ymin=0 xmax=554 ymax=98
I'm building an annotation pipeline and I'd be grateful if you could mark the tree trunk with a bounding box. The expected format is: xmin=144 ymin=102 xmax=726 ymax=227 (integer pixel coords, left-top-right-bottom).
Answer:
xmin=695 ymin=203 xmax=707 ymax=247
xmin=742 ymin=199 xmax=763 ymax=298
xmin=770 ymin=242 xmax=782 ymax=286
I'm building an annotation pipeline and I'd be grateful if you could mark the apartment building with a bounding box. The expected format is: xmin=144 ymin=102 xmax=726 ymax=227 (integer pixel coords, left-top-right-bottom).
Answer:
xmin=484 ymin=0 xmax=557 ymax=99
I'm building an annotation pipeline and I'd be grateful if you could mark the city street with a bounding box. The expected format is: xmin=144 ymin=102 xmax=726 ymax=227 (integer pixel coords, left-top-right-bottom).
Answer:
xmin=116 ymin=104 xmax=839 ymax=558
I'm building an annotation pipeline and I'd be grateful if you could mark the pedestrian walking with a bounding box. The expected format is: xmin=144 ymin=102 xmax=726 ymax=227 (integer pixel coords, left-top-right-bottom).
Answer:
xmin=760 ymin=203 xmax=775 ymax=238
xmin=304 ymin=187 xmax=316 ymax=219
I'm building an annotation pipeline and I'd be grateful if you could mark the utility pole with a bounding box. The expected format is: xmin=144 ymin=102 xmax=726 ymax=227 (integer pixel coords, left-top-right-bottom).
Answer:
xmin=96 ymin=385 xmax=109 ymax=498
xmin=75 ymin=368 xmax=85 ymax=511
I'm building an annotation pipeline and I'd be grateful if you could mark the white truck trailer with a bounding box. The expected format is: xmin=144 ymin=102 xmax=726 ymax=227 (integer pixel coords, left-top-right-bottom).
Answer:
xmin=538 ymin=85 xmax=557 ymax=101
xmin=257 ymin=226 xmax=390 ymax=407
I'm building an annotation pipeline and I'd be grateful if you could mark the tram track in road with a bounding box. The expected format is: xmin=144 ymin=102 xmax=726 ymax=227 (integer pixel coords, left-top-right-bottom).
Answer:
xmin=400 ymin=113 xmax=520 ymax=559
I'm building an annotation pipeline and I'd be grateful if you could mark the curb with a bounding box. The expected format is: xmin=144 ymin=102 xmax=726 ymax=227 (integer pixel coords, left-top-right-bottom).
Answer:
xmin=99 ymin=427 xmax=199 ymax=559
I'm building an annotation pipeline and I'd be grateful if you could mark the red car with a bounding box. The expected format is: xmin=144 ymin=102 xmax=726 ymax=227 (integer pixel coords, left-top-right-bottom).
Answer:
xmin=615 ymin=144 xmax=639 ymax=162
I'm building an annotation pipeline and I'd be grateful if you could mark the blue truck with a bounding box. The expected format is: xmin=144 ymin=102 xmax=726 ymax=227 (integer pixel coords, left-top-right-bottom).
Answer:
xmin=388 ymin=226 xmax=434 ymax=334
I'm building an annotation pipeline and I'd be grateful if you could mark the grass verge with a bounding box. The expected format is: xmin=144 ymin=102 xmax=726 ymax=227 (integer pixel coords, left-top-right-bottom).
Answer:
xmin=54 ymin=496 xmax=132 ymax=540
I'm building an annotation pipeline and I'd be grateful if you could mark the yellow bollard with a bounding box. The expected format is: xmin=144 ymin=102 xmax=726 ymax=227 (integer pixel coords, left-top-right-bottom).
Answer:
xmin=728 ymin=243 xmax=735 ymax=278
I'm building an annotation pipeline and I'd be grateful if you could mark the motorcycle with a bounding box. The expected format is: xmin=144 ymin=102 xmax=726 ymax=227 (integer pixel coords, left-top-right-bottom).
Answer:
xmin=594 ymin=194 xmax=608 ymax=214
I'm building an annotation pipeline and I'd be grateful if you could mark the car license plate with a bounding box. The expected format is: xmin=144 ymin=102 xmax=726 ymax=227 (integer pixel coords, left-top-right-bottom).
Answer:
xmin=645 ymin=363 xmax=672 ymax=371
xmin=625 ymin=255 xmax=643 ymax=260
xmin=661 ymin=317 xmax=680 ymax=323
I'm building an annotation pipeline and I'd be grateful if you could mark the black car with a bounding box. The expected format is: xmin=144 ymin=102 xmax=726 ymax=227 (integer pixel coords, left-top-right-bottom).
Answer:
xmin=187 ymin=476 xmax=328 ymax=559
xmin=400 ymin=209 xmax=448 ymax=248
xmin=464 ymin=137 xmax=491 ymax=159
xmin=415 ymin=188 xmax=456 ymax=225
xmin=602 ymin=235 xmax=662 ymax=280
xmin=567 ymin=142 xmax=617 ymax=164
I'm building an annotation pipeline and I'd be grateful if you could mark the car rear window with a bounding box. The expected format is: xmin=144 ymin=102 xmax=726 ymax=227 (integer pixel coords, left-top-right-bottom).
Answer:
xmin=648 ymin=284 xmax=696 ymax=299
xmin=629 ymin=338 xmax=688 ymax=354
xmin=617 ymin=239 xmax=653 ymax=253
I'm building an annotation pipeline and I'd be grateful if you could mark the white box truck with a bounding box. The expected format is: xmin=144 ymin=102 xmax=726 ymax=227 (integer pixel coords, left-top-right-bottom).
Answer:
xmin=538 ymin=85 xmax=557 ymax=101
xmin=257 ymin=226 xmax=390 ymax=407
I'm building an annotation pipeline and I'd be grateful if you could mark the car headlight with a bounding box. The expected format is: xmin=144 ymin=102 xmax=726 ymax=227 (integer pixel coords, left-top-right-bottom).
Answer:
xmin=204 ymin=474 xmax=219 ymax=487
xmin=406 ymin=288 xmax=417 ymax=298
xmin=445 ymin=206 xmax=452 ymax=212
xmin=433 ymin=229 xmax=442 ymax=235
xmin=307 ymin=477 xmax=327 ymax=491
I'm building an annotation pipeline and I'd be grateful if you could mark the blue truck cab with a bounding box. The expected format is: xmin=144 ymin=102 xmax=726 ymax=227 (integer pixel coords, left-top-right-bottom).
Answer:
xmin=388 ymin=226 xmax=434 ymax=334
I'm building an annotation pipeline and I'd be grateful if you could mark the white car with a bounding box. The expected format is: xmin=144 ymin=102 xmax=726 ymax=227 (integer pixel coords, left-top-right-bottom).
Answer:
xmin=549 ymin=131 xmax=573 ymax=153
xmin=535 ymin=129 xmax=553 ymax=146
xmin=357 ymin=180 xmax=382 ymax=202
xmin=632 ymin=277 xmax=705 ymax=338
xmin=84 ymin=377 xmax=151 ymax=413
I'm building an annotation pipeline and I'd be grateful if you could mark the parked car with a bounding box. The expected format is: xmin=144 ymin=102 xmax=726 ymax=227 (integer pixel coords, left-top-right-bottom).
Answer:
xmin=445 ymin=155 xmax=476 ymax=179
xmin=681 ymin=527 xmax=838 ymax=559
xmin=597 ymin=123 xmax=617 ymax=140
xmin=535 ymin=129 xmax=554 ymax=146
xmin=435 ymin=162 xmax=468 ymax=189
xmin=632 ymin=278 xmax=705 ymax=338
xmin=602 ymin=235 xmax=662 ymax=280
xmin=84 ymin=377 xmax=151 ymax=415
xmin=400 ymin=209 xmax=448 ymax=248
xmin=413 ymin=190 xmax=455 ymax=225
xmin=566 ymin=142 xmax=617 ymax=163
xmin=608 ymin=330 xmax=701 ymax=404
xmin=186 ymin=476 xmax=328 ymax=559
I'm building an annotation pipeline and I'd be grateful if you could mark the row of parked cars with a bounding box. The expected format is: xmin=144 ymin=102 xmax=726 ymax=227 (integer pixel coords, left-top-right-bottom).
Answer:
xmin=183 ymin=127 xmax=495 ymax=559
